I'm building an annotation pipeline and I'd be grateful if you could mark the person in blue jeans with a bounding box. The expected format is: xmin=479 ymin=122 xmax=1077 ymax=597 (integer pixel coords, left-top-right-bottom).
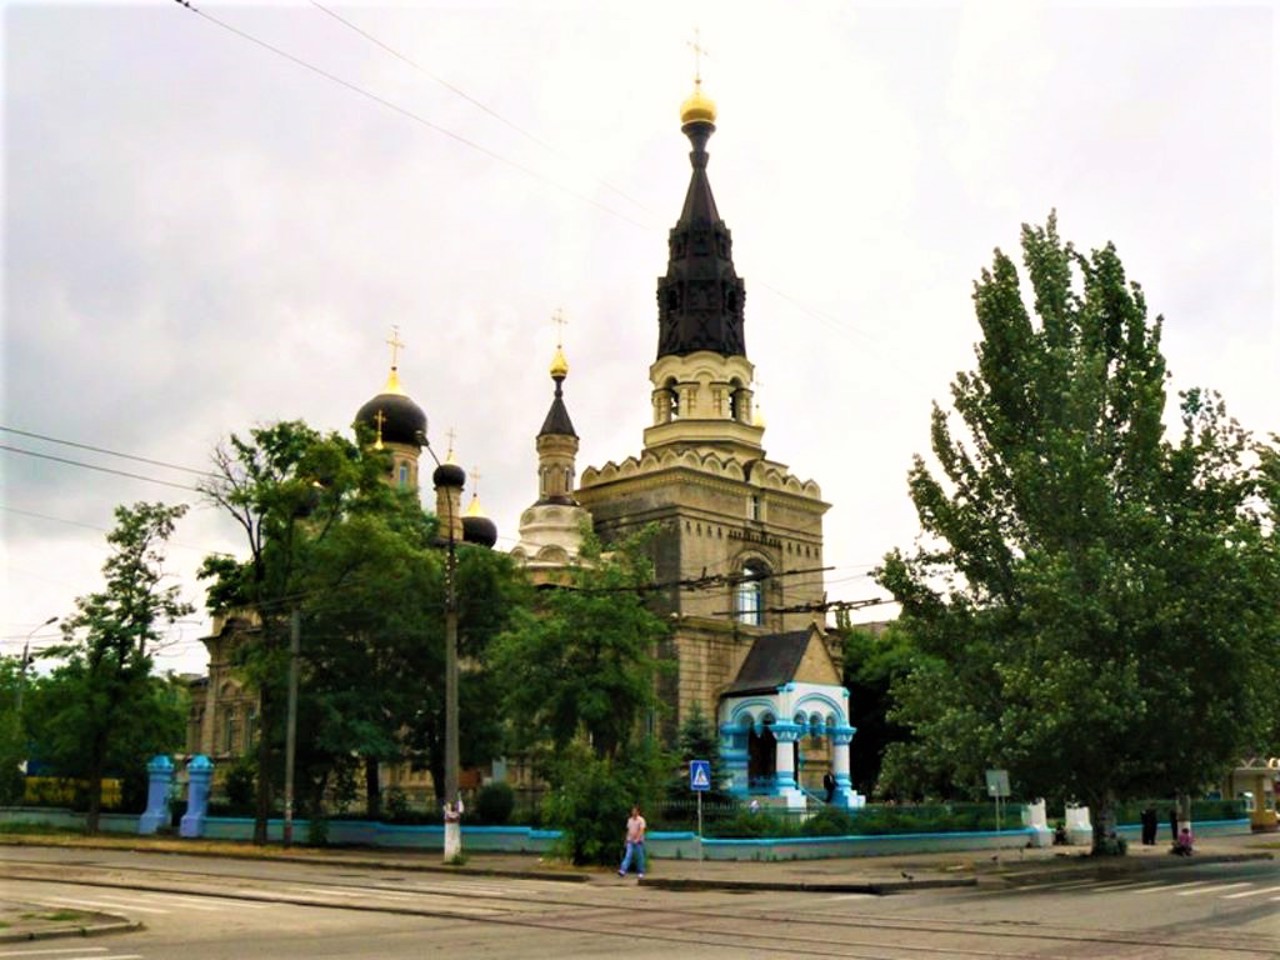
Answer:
xmin=618 ymin=804 xmax=647 ymax=879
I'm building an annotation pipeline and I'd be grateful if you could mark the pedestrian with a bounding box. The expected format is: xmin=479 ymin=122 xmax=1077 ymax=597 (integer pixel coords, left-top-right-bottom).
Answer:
xmin=618 ymin=804 xmax=647 ymax=879
xmin=1173 ymin=826 xmax=1194 ymax=856
xmin=823 ymin=771 xmax=836 ymax=803
xmin=1140 ymin=807 xmax=1157 ymax=845
xmin=1168 ymin=807 xmax=1179 ymax=844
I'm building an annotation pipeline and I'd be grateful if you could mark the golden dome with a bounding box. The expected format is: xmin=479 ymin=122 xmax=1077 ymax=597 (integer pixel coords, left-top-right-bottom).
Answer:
xmin=465 ymin=492 xmax=488 ymax=518
xmin=550 ymin=345 xmax=569 ymax=378
xmin=680 ymin=80 xmax=717 ymax=125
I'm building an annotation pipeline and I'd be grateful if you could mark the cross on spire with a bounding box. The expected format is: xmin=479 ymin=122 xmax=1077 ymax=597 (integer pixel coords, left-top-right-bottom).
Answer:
xmin=552 ymin=307 xmax=568 ymax=348
xmin=470 ymin=466 xmax=482 ymax=495
xmin=386 ymin=325 xmax=405 ymax=369
xmin=688 ymin=27 xmax=709 ymax=86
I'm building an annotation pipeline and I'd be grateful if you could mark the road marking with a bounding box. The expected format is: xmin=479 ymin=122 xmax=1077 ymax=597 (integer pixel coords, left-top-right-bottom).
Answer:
xmin=0 ymin=949 xmax=112 ymax=957
xmin=292 ymin=886 xmax=421 ymax=900
xmin=1129 ymin=880 xmax=1213 ymax=894
xmin=1089 ymin=879 xmax=1165 ymax=892
xmin=49 ymin=897 xmax=169 ymax=914
xmin=1174 ymin=882 xmax=1251 ymax=896
xmin=142 ymin=892 xmax=267 ymax=909
xmin=825 ymin=894 xmax=875 ymax=901
xmin=1222 ymin=885 xmax=1280 ymax=900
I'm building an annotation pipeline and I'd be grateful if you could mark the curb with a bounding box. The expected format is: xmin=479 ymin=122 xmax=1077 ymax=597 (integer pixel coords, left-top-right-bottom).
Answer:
xmin=0 ymin=919 xmax=142 ymax=944
xmin=640 ymin=876 xmax=977 ymax=894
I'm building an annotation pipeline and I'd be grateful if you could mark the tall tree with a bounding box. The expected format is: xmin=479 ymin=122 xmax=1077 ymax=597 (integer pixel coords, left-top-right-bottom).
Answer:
xmin=197 ymin=421 xmax=391 ymax=842
xmin=837 ymin=623 xmax=915 ymax=797
xmin=490 ymin=528 xmax=670 ymax=766
xmin=878 ymin=215 xmax=1278 ymax=850
xmin=31 ymin=502 xmax=192 ymax=832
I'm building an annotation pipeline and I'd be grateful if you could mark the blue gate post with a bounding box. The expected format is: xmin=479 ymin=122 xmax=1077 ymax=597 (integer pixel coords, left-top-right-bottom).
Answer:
xmin=180 ymin=755 xmax=214 ymax=838
xmin=138 ymin=754 xmax=174 ymax=835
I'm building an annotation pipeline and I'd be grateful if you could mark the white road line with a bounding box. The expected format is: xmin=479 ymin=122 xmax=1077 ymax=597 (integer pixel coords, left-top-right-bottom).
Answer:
xmin=0 ymin=949 xmax=111 ymax=958
xmin=49 ymin=897 xmax=169 ymax=915
xmin=141 ymin=893 xmax=266 ymax=909
xmin=825 ymin=894 xmax=875 ymax=901
xmin=1174 ymin=882 xmax=1252 ymax=896
xmin=291 ymin=886 xmax=419 ymax=900
xmin=1130 ymin=880 xmax=1214 ymax=894
xmin=1222 ymin=885 xmax=1280 ymax=900
xmin=1089 ymin=879 xmax=1165 ymax=892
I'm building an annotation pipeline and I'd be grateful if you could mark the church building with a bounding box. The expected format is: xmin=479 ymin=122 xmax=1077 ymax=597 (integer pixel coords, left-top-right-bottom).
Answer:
xmin=190 ymin=74 xmax=863 ymax=812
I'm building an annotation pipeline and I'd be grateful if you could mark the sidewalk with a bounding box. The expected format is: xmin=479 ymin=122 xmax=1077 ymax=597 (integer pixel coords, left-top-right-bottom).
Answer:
xmin=0 ymin=830 xmax=1274 ymax=943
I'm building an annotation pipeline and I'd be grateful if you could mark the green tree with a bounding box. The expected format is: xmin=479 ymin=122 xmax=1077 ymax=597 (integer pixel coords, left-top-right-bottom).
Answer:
xmin=0 ymin=657 xmax=28 ymax=805
xmin=197 ymin=421 xmax=393 ymax=842
xmin=837 ymin=624 xmax=916 ymax=797
xmin=27 ymin=502 xmax=192 ymax=832
xmin=490 ymin=528 xmax=670 ymax=766
xmin=878 ymin=215 xmax=1279 ymax=851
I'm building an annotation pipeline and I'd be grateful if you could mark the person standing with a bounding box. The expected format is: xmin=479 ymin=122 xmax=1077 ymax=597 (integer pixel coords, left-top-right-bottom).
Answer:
xmin=1168 ymin=807 xmax=1179 ymax=844
xmin=618 ymin=804 xmax=647 ymax=879
xmin=823 ymin=771 xmax=836 ymax=803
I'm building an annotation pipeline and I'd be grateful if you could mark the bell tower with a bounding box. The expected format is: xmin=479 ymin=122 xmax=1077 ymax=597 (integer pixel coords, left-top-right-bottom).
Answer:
xmin=576 ymin=74 xmax=830 ymax=738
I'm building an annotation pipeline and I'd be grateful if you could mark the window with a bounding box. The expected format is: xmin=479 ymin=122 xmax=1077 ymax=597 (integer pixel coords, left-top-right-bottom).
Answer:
xmin=398 ymin=463 xmax=410 ymax=488
xmin=749 ymin=495 xmax=762 ymax=521
xmin=737 ymin=560 xmax=767 ymax=626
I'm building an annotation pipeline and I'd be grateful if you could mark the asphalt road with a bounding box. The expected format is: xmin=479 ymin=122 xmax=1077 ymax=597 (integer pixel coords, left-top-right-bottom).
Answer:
xmin=0 ymin=847 xmax=1276 ymax=958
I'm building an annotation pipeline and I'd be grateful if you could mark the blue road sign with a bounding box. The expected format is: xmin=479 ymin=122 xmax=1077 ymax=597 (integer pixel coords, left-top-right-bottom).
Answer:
xmin=690 ymin=759 xmax=711 ymax=792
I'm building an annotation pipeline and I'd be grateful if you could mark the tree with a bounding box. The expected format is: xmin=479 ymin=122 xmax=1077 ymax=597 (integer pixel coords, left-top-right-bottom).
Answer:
xmin=27 ymin=502 xmax=192 ymax=832
xmin=490 ymin=528 xmax=670 ymax=766
xmin=837 ymin=623 xmax=915 ymax=797
xmin=878 ymin=214 xmax=1279 ymax=851
xmin=197 ymin=421 xmax=393 ymax=842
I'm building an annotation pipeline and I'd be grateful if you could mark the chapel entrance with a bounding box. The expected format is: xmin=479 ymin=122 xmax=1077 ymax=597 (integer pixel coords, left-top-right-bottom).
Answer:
xmin=747 ymin=722 xmax=777 ymax=792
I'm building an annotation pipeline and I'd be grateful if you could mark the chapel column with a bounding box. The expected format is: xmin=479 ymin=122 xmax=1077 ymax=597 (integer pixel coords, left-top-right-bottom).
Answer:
xmin=832 ymin=725 xmax=865 ymax=809
xmin=772 ymin=722 xmax=805 ymax=809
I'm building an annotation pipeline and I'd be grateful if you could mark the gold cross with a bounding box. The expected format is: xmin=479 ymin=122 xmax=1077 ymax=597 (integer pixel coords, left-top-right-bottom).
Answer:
xmin=688 ymin=28 xmax=709 ymax=85
xmin=445 ymin=427 xmax=457 ymax=456
xmin=386 ymin=325 xmax=405 ymax=368
xmin=552 ymin=308 xmax=568 ymax=348
xmin=373 ymin=409 xmax=385 ymax=447
xmin=470 ymin=465 xmax=482 ymax=495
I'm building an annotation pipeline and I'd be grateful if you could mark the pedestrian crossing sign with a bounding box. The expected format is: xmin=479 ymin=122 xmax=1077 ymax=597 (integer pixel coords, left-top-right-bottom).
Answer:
xmin=690 ymin=759 xmax=711 ymax=791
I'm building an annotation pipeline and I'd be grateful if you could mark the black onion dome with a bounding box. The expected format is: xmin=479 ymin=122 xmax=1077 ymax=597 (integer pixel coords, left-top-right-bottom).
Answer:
xmin=462 ymin=494 xmax=497 ymax=547
xmin=356 ymin=368 xmax=426 ymax=447
xmin=432 ymin=460 xmax=466 ymax=490
xmin=462 ymin=513 xmax=498 ymax=548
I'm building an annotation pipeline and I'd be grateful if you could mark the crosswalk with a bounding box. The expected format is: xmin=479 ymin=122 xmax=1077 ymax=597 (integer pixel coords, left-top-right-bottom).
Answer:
xmin=1010 ymin=875 xmax=1280 ymax=901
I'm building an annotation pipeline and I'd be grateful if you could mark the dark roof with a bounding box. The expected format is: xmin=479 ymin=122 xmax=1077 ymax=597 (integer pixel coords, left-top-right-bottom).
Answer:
xmin=538 ymin=380 xmax=577 ymax=437
xmin=721 ymin=631 xmax=811 ymax=696
xmin=355 ymin=391 xmax=426 ymax=447
xmin=654 ymin=118 xmax=747 ymax=360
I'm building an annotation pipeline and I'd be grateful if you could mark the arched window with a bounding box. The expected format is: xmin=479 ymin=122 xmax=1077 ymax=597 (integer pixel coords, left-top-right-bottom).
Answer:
xmin=398 ymin=462 xmax=410 ymax=488
xmin=736 ymin=560 xmax=768 ymax=626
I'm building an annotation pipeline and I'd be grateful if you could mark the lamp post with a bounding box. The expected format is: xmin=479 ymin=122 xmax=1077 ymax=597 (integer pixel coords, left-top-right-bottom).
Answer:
xmin=16 ymin=616 xmax=57 ymax=715
xmin=421 ymin=433 xmax=467 ymax=863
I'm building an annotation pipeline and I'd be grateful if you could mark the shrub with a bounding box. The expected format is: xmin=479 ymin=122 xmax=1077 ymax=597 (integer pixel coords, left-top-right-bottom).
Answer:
xmin=475 ymin=782 xmax=515 ymax=825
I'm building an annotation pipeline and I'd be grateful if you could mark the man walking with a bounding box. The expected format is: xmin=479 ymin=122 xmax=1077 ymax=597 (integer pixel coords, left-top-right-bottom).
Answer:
xmin=618 ymin=804 xmax=647 ymax=879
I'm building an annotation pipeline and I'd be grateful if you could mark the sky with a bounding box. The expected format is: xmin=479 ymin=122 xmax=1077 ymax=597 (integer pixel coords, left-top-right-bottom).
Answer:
xmin=2 ymin=1 xmax=1275 ymax=677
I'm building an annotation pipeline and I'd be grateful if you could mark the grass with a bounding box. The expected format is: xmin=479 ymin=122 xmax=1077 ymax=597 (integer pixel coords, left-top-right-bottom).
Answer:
xmin=21 ymin=910 xmax=88 ymax=922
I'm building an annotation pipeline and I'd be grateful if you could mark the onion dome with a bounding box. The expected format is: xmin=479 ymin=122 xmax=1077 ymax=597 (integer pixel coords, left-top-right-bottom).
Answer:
xmin=462 ymin=492 xmax=498 ymax=548
xmin=432 ymin=447 xmax=466 ymax=490
xmin=680 ymin=79 xmax=717 ymax=126
xmin=356 ymin=366 xmax=426 ymax=448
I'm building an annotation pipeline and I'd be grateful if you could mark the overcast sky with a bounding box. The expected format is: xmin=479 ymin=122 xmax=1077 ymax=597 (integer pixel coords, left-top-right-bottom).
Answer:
xmin=2 ymin=1 xmax=1275 ymax=677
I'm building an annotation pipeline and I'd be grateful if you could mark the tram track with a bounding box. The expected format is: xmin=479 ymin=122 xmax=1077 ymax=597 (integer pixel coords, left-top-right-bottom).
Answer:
xmin=1 ymin=858 xmax=1274 ymax=959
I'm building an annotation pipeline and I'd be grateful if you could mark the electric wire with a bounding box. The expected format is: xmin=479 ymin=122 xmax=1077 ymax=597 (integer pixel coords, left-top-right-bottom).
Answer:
xmin=172 ymin=0 xmax=651 ymax=232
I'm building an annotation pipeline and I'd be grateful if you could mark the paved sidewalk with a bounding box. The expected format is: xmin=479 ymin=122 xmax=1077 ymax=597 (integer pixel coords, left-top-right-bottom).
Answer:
xmin=0 ymin=830 xmax=1274 ymax=943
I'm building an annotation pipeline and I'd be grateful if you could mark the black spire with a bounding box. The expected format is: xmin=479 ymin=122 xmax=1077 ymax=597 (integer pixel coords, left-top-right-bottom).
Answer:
xmin=538 ymin=376 xmax=577 ymax=438
xmin=655 ymin=115 xmax=747 ymax=359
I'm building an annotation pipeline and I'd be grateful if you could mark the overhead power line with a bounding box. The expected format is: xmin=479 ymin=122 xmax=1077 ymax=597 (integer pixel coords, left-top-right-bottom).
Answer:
xmin=172 ymin=0 xmax=651 ymax=231
xmin=0 ymin=444 xmax=200 ymax=493
xmin=1 ymin=425 xmax=218 ymax=478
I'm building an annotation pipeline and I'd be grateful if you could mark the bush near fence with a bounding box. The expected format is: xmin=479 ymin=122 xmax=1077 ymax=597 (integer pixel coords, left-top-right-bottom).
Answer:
xmin=23 ymin=777 xmax=122 ymax=811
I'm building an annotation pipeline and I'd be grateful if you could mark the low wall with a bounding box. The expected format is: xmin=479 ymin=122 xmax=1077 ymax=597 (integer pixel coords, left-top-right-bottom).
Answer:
xmin=0 ymin=808 xmax=1251 ymax=860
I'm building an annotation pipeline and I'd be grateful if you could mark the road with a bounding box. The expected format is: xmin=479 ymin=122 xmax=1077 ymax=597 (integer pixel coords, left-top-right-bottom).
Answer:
xmin=0 ymin=847 xmax=1276 ymax=958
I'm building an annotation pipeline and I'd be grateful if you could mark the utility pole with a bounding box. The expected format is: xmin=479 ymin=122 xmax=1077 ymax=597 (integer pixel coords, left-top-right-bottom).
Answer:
xmin=283 ymin=606 xmax=300 ymax=847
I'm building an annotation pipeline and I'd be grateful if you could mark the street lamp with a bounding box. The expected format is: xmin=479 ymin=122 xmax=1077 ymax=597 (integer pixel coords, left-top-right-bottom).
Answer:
xmin=423 ymin=434 xmax=467 ymax=863
xmin=15 ymin=616 xmax=57 ymax=714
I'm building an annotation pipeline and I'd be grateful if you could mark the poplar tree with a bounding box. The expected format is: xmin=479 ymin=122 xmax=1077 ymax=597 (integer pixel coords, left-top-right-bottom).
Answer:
xmin=878 ymin=215 xmax=1278 ymax=850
